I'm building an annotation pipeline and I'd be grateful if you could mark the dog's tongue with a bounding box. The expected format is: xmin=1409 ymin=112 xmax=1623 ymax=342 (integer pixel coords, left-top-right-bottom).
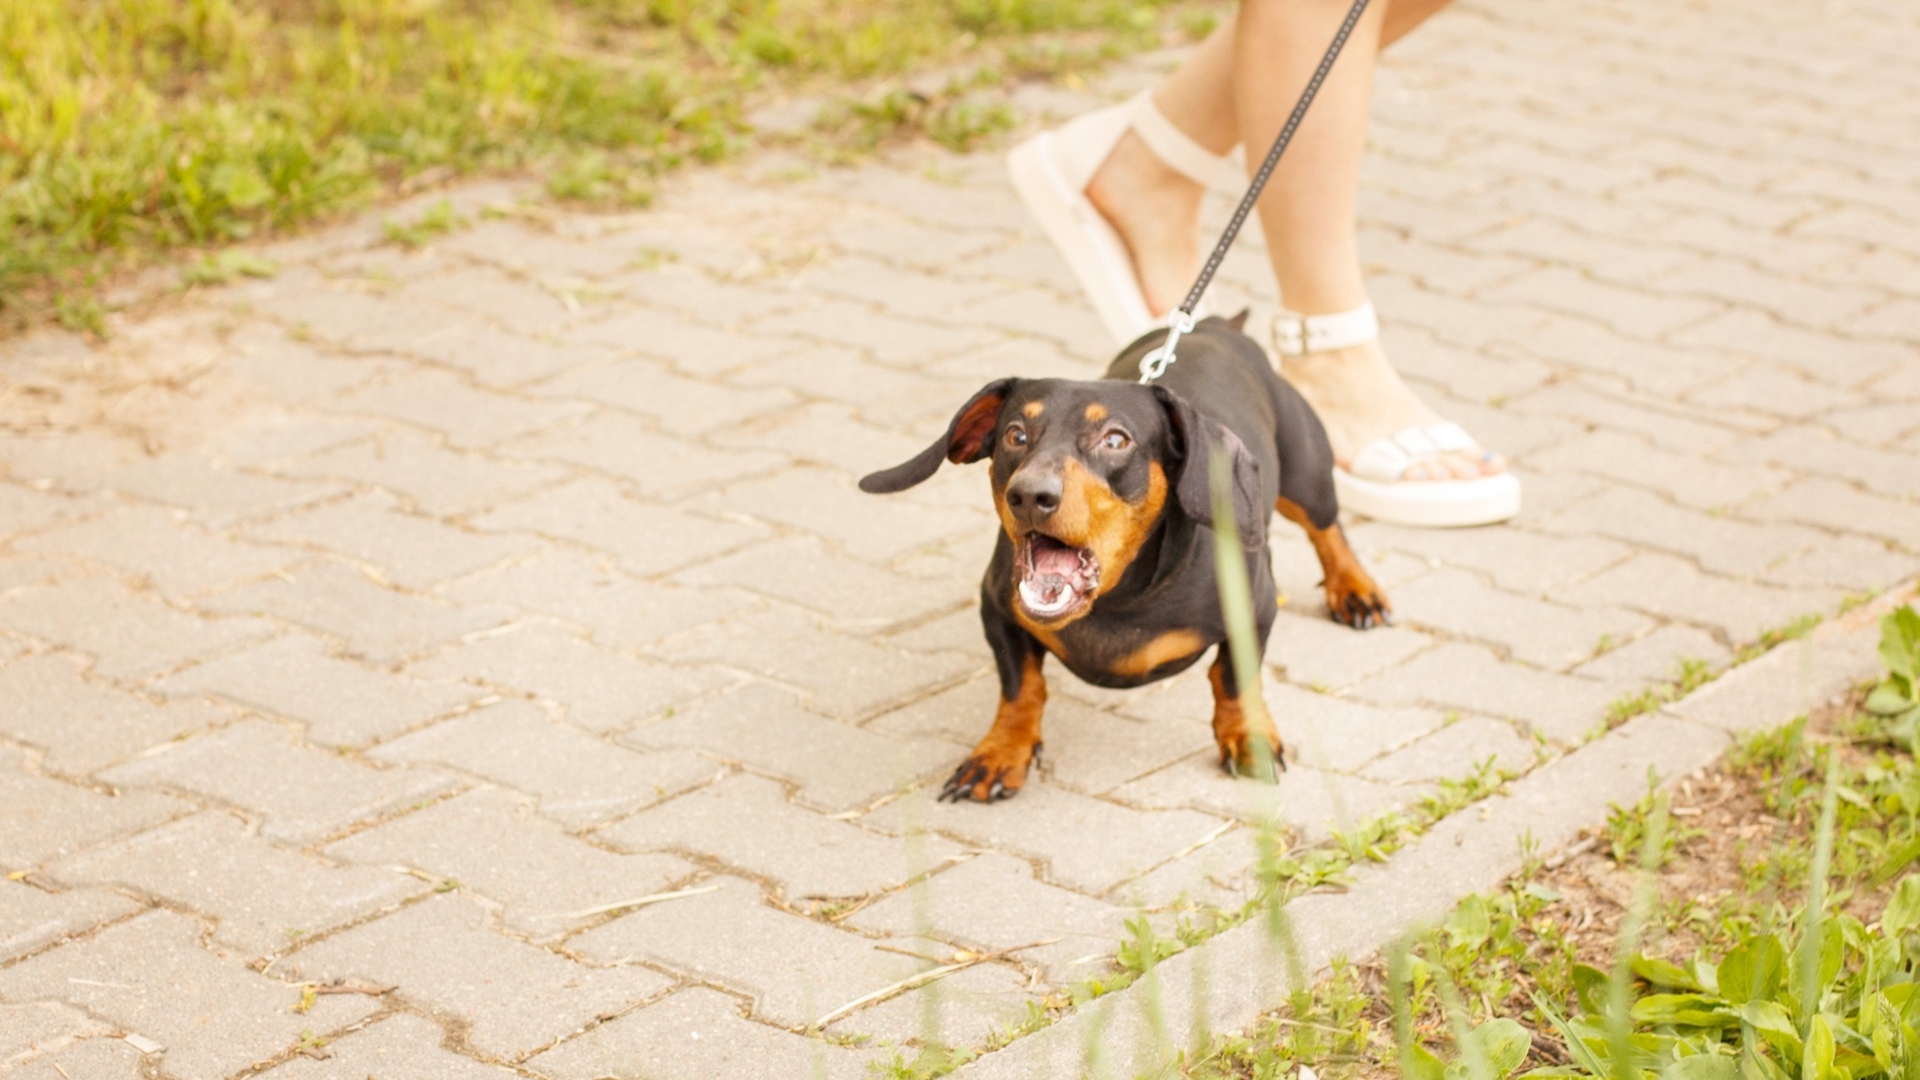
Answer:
xmin=1031 ymin=544 xmax=1081 ymax=578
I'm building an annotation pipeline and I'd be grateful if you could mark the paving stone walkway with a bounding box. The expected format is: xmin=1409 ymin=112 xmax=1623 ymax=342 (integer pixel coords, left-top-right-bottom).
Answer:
xmin=4 ymin=0 xmax=1918 ymax=1075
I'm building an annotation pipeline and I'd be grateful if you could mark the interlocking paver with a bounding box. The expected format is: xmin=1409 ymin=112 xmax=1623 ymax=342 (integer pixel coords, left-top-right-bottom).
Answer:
xmin=1359 ymin=716 xmax=1536 ymax=785
xmin=506 ymin=407 xmax=791 ymax=499
xmin=160 ymin=633 xmax=481 ymax=747
xmin=17 ymin=504 xmax=300 ymax=596
xmin=1717 ymin=424 xmax=1920 ymax=500
xmin=672 ymin=534 xmax=969 ymax=625
xmin=51 ymin=810 xmax=425 ymax=958
xmin=1515 ymin=381 xmax=1744 ymax=454
xmin=534 ymin=355 xmax=797 ymax=435
xmin=1262 ymin=684 xmax=1451 ymax=774
xmin=408 ymin=323 xmax=609 ymax=393
xmin=0 ymin=878 xmax=142 ymax=963
xmin=1552 ymin=552 xmax=1840 ymax=645
xmin=1348 ymin=642 xmax=1616 ymax=743
xmin=1671 ymin=309 xmax=1908 ymax=387
xmin=528 ymin=985 xmax=873 ymax=1080
xmin=1686 ymin=366 xmax=1865 ymax=420
xmin=0 ymin=653 xmax=219 ymax=775
xmin=0 ymin=483 xmax=96 ymax=541
xmin=445 ymin=549 xmax=756 ymax=649
xmin=850 ymin=852 xmax=1131 ymax=983
xmin=248 ymin=493 xmax=539 ymax=588
xmin=0 ymin=910 xmax=378 ymax=1080
xmin=279 ymin=426 xmax=571 ymax=516
xmin=569 ymin=875 xmax=921 ymax=1028
xmin=409 ymin=621 xmax=726 ymax=732
xmin=1524 ymin=430 xmax=1794 ymax=511
xmin=99 ymin=719 xmax=455 ymax=844
xmin=564 ymin=306 xmax=804 ymax=377
xmin=254 ymin=1013 xmax=523 ymax=1080
xmin=330 ymin=368 xmax=593 ymax=449
xmin=710 ymin=399 xmax=930 ymax=476
xmin=1751 ymin=476 xmax=1920 ymax=545
xmin=1574 ymin=625 xmax=1730 ymax=684
xmin=698 ymin=464 xmax=992 ymax=562
xmin=626 ymin=682 xmax=955 ymax=812
xmin=325 ymin=786 xmax=694 ymax=941
xmin=1763 ymin=537 xmax=1920 ymax=593
xmin=1 ymin=745 xmax=190 ymax=870
xmin=1387 ymin=567 xmax=1650 ymax=670
xmin=199 ymin=559 xmax=511 ymax=662
xmin=7 ymin=1036 xmax=146 ymax=1080
xmin=85 ymin=454 xmax=341 ymax=527
xmin=1535 ymin=486 xmax=1825 ymax=578
xmin=373 ymin=700 xmax=721 ymax=827
xmin=600 ymin=772 xmax=958 ymax=899
xmin=866 ymin=783 xmax=1227 ymax=896
xmin=285 ymin=892 xmax=670 ymax=1061
xmin=0 ymin=1001 xmax=112 ymax=1064
xmin=0 ymin=578 xmax=274 ymax=681
xmin=404 ymin=265 xmax=574 ymax=335
xmin=472 ymin=477 xmax=767 ymax=576
xmin=659 ymin=604 xmax=976 ymax=719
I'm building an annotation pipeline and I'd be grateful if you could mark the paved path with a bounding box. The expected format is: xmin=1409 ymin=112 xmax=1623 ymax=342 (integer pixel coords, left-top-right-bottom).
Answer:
xmin=4 ymin=0 xmax=1918 ymax=1075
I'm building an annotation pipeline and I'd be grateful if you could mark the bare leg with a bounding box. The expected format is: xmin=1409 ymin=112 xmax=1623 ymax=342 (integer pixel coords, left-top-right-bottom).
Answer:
xmin=1083 ymin=0 xmax=1503 ymax=480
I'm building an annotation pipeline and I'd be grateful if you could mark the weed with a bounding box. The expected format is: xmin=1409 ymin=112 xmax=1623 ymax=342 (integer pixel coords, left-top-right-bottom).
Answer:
xmin=1116 ymin=915 xmax=1181 ymax=976
xmin=382 ymin=200 xmax=468 ymax=249
xmin=182 ymin=250 xmax=279 ymax=288
xmin=1732 ymin=612 xmax=1823 ymax=665
xmin=1604 ymin=774 xmax=1699 ymax=869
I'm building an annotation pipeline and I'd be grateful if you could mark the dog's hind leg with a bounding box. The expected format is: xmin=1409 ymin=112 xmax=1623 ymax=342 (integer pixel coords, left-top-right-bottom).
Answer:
xmin=941 ymin=612 xmax=1048 ymax=802
xmin=1275 ymin=496 xmax=1392 ymax=630
xmin=1209 ymin=647 xmax=1283 ymax=780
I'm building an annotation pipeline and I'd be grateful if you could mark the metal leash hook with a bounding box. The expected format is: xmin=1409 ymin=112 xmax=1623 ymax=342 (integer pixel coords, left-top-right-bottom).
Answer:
xmin=1137 ymin=307 xmax=1196 ymax=384
xmin=1133 ymin=0 xmax=1371 ymax=387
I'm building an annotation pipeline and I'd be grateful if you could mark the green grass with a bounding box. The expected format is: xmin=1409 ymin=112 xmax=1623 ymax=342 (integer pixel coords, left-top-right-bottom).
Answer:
xmin=2 ymin=0 xmax=1193 ymax=333
xmin=1172 ymin=604 xmax=1920 ymax=1080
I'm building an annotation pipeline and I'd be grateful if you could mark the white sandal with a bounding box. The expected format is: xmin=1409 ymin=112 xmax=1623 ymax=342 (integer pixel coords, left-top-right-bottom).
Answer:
xmin=1274 ymin=303 xmax=1523 ymax=528
xmin=1008 ymin=92 xmax=1237 ymax=346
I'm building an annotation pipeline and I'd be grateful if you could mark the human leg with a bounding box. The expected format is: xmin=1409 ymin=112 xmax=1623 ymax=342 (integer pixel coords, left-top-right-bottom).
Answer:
xmin=1230 ymin=0 xmax=1503 ymax=484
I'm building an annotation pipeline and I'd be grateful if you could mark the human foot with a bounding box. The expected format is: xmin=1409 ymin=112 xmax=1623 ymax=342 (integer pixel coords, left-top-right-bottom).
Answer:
xmin=1084 ymin=130 xmax=1206 ymax=318
xmin=1280 ymin=339 xmax=1506 ymax=481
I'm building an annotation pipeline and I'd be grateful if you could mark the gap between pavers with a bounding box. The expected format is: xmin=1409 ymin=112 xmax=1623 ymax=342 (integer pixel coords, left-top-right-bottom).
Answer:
xmin=956 ymin=582 xmax=1916 ymax=1079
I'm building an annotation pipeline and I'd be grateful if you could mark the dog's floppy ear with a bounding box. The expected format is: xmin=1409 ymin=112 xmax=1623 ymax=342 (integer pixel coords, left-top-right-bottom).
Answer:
xmin=859 ymin=378 xmax=1019 ymax=494
xmin=1152 ymin=385 xmax=1265 ymax=549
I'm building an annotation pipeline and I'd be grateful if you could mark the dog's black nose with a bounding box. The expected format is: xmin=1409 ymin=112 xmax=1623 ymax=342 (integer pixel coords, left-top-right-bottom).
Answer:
xmin=1006 ymin=472 xmax=1062 ymax=527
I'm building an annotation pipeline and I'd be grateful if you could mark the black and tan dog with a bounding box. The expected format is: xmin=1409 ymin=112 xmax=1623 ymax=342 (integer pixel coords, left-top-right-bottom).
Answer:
xmin=861 ymin=315 xmax=1390 ymax=803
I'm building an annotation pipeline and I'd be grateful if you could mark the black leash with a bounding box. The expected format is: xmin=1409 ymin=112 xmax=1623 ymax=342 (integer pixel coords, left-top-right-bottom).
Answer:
xmin=1139 ymin=0 xmax=1373 ymax=383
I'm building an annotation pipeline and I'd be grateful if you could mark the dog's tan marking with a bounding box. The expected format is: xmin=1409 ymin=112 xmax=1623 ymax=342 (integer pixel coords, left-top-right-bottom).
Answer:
xmin=1084 ymin=403 xmax=1108 ymax=423
xmin=1023 ymin=401 xmax=1045 ymax=418
xmin=1274 ymin=497 xmax=1392 ymax=626
xmin=1209 ymin=654 xmax=1281 ymax=774
xmin=954 ymin=651 xmax=1047 ymax=801
xmin=1114 ymin=629 xmax=1206 ymax=678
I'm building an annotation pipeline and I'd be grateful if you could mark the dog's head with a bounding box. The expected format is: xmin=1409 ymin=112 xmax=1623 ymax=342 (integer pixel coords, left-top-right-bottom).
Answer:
xmin=861 ymin=378 xmax=1262 ymax=628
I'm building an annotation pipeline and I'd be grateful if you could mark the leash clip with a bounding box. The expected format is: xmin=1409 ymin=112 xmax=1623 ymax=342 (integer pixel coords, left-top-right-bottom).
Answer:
xmin=1137 ymin=308 xmax=1196 ymax=384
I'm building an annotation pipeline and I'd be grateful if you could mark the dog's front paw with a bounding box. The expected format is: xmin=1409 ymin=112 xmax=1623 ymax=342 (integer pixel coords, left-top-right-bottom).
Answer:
xmin=1215 ymin=729 xmax=1284 ymax=783
xmin=939 ymin=739 xmax=1043 ymax=803
xmin=1326 ymin=567 xmax=1392 ymax=631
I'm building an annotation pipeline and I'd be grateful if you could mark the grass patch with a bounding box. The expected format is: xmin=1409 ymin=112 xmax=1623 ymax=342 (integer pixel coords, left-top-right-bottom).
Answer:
xmin=1174 ymin=603 xmax=1920 ymax=1079
xmin=2 ymin=0 xmax=1197 ymax=333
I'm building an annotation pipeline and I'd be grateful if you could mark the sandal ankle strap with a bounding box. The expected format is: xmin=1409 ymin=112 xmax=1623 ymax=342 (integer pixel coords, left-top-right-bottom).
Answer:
xmin=1271 ymin=301 xmax=1379 ymax=356
xmin=1129 ymin=92 xmax=1239 ymax=190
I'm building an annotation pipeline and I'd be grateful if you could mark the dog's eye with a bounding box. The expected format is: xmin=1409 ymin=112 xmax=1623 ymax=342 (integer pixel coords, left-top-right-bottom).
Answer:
xmin=1101 ymin=430 xmax=1131 ymax=451
xmin=1004 ymin=425 xmax=1028 ymax=448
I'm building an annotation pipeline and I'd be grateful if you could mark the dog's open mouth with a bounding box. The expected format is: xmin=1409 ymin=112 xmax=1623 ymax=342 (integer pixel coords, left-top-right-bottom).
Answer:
xmin=1015 ymin=532 xmax=1098 ymax=620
